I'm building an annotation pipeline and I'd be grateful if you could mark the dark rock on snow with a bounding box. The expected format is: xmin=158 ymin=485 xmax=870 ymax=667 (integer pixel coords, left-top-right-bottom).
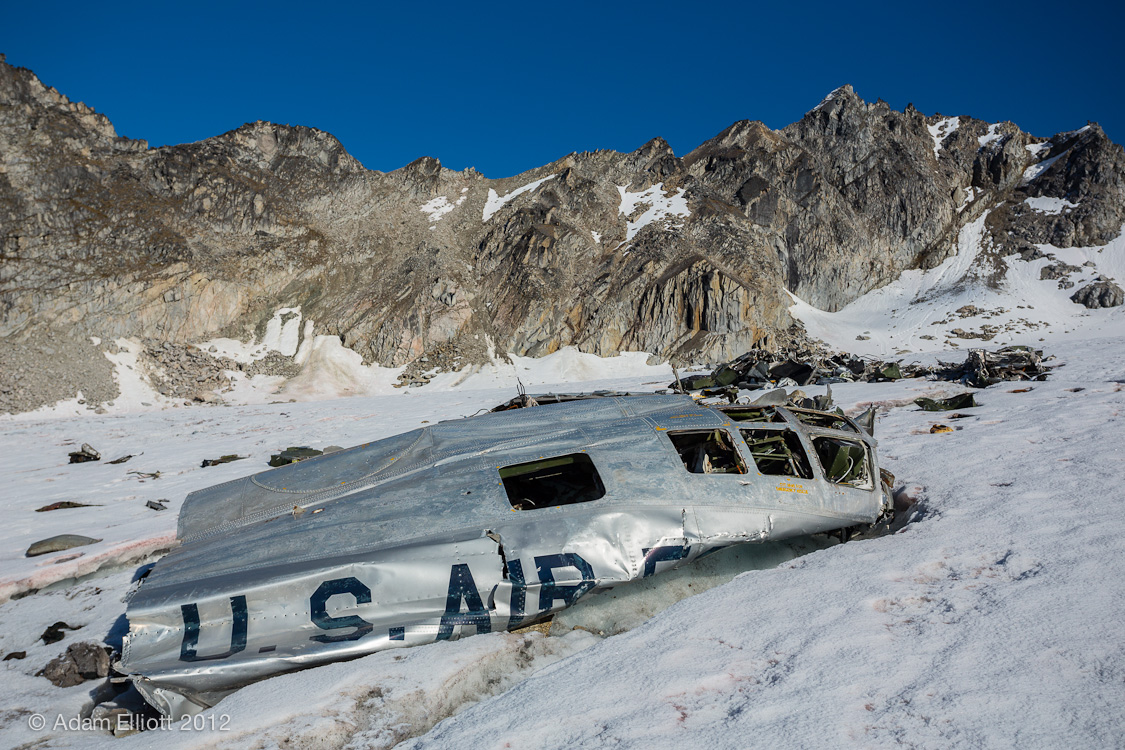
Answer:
xmin=40 ymin=620 xmax=80 ymax=644
xmin=41 ymin=642 xmax=111 ymax=687
xmin=1070 ymin=279 xmax=1124 ymax=309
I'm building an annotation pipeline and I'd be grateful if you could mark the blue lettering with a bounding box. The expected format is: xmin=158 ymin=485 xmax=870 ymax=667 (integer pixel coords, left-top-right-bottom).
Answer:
xmin=179 ymin=596 xmax=248 ymax=662
xmin=534 ymin=553 xmax=595 ymax=611
xmin=437 ymin=563 xmax=492 ymax=640
xmin=309 ymin=577 xmax=374 ymax=643
xmin=505 ymin=559 xmax=527 ymax=629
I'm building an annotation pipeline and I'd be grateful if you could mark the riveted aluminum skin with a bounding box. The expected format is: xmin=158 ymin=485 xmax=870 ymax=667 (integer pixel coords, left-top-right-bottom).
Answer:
xmin=119 ymin=394 xmax=888 ymax=718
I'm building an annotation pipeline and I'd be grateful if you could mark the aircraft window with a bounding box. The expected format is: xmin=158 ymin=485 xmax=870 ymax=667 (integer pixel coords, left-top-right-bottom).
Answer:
xmin=740 ymin=428 xmax=814 ymax=479
xmin=500 ymin=453 xmax=605 ymax=511
xmin=812 ymin=437 xmax=871 ymax=488
xmin=716 ymin=406 xmax=787 ymax=423
xmin=788 ymin=408 xmax=857 ymax=432
xmin=667 ymin=430 xmax=747 ymax=474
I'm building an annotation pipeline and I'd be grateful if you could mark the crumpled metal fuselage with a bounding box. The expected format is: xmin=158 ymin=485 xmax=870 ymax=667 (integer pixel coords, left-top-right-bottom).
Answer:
xmin=119 ymin=394 xmax=889 ymax=717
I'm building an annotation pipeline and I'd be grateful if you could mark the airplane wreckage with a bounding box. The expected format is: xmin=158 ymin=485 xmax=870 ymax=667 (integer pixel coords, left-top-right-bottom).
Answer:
xmin=119 ymin=393 xmax=895 ymax=717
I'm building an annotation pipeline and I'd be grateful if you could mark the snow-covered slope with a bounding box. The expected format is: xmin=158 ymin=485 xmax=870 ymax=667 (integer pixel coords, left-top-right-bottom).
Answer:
xmin=788 ymin=217 xmax=1125 ymax=360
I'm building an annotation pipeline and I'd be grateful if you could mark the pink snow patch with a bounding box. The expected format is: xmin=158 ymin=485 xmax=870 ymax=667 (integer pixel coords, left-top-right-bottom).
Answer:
xmin=0 ymin=533 xmax=176 ymax=603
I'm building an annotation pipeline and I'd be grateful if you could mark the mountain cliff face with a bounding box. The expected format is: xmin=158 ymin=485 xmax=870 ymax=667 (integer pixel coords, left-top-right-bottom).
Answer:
xmin=2 ymin=58 xmax=1123 ymax=411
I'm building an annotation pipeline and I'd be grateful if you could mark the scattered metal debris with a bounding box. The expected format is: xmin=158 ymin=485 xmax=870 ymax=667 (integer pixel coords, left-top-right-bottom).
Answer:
xmin=25 ymin=534 xmax=101 ymax=558
xmin=68 ymin=443 xmax=101 ymax=463
xmin=930 ymin=424 xmax=955 ymax=434
xmin=915 ymin=393 xmax=978 ymax=411
xmin=268 ymin=446 xmax=324 ymax=467
xmin=146 ymin=500 xmax=168 ymax=511
xmin=35 ymin=501 xmax=95 ymax=512
xmin=666 ymin=345 xmax=1051 ymax=400
xmin=108 ymin=453 xmax=139 ymax=464
xmin=935 ymin=347 xmax=1049 ymax=388
xmin=201 ymin=454 xmax=247 ymax=468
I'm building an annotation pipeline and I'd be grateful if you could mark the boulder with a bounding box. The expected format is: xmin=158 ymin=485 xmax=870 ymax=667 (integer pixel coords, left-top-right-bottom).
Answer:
xmin=1071 ymin=279 xmax=1124 ymax=309
xmin=41 ymin=642 xmax=111 ymax=687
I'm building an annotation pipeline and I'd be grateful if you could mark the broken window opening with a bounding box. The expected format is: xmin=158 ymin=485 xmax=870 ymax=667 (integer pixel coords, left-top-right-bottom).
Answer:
xmin=787 ymin=408 xmax=857 ymax=432
xmin=716 ymin=406 xmax=786 ymax=423
xmin=812 ymin=437 xmax=871 ymax=488
xmin=667 ymin=430 xmax=747 ymax=474
xmin=740 ymin=428 xmax=814 ymax=479
xmin=500 ymin=453 xmax=605 ymax=511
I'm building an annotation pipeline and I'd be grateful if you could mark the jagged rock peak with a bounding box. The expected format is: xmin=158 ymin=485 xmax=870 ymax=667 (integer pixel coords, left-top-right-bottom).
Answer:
xmin=198 ymin=120 xmax=366 ymax=174
xmin=0 ymin=58 xmax=120 ymax=144
xmin=634 ymin=137 xmax=675 ymax=158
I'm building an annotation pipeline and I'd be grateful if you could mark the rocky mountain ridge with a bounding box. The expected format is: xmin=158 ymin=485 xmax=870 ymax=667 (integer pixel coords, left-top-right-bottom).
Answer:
xmin=2 ymin=58 xmax=1123 ymax=413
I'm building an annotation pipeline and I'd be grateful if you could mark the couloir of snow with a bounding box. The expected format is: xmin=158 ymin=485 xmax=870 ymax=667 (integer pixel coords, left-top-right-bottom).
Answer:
xmin=481 ymin=174 xmax=556 ymax=222
xmin=3 ymin=218 xmax=1125 ymax=746
xmin=927 ymin=116 xmax=960 ymax=158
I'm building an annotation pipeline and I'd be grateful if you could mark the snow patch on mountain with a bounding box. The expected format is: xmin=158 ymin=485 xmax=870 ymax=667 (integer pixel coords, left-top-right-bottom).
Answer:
xmin=1022 ymin=151 xmax=1067 ymax=185
xmin=420 ymin=196 xmax=456 ymax=222
xmin=927 ymin=116 xmax=960 ymax=157
xmin=199 ymin=307 xmax=304 ymax=363
xmin=978 ymin=123 xmax=1003 ymax=148
xmin=482 ymin=174 xmax=556 ymax=222
xmin=1025 ymin=196 xmax=1079 ymax=215
xmin=617 ymin=183 xmax=691 ymax=241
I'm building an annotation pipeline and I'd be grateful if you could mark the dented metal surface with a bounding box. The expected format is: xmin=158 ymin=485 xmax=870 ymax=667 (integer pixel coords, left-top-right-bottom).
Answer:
xmin=119 ymin=394 xmax=891 ymax=717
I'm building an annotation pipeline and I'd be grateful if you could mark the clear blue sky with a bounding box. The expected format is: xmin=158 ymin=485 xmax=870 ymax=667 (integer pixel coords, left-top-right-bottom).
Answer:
xmin=3 ymin=1 xmax=1121 ymax=178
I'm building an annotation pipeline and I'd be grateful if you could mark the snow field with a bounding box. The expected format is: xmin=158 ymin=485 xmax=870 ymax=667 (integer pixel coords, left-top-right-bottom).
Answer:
xmin=394 ymin=336 xmax=1125 ymax=749
xmin=3 ymin=337 xmax=1122 ymax=747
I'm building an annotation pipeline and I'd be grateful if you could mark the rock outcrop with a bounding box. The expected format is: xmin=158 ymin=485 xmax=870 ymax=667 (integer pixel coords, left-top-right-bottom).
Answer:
xmin=2 ymin=62 xmax=1123 ymax=412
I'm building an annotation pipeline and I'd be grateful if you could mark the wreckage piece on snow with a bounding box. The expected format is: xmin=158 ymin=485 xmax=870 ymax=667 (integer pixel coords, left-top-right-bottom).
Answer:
xmin=268 ymin=446 xmax=323 ymax=467
xmin=68 ymin=443 xmax=101 ymax=463
xmin=26 ymin=534 xmax=102 ymax=557
xmin=915 ymin=393 xmax=978 ymax=411
xmin=491 ymin=391 xmax=642 ymax=411
xmin=936 ymin=346 xmax=1049 ymax=388
xmin=201 ymin=455 xmax=247 ymax=468
xmin=118 ymin=395 xmax=893 ymax=719
xmin=666 ymin=348 xmax=931 ymax=394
